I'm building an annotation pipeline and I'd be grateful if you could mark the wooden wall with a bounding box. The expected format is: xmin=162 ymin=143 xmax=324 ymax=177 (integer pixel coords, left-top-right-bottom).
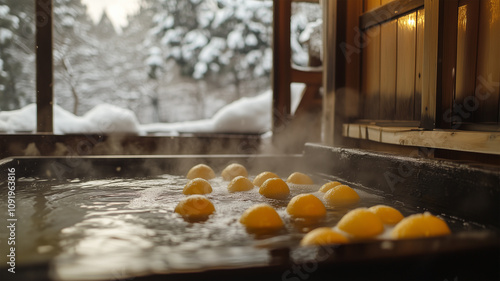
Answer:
xmin=361 ymin=6 xmax=424 ymax=121
xmin=359 ymin=0 xmax=500 ymax=128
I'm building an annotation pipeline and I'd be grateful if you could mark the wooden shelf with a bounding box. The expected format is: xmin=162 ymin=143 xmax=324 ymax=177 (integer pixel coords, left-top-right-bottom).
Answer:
xmin=343 ymin=123 xmax=500 ymax=155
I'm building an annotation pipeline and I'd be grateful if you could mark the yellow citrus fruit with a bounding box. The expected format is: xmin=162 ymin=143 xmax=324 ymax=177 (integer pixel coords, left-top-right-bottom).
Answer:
xmin=286 ymin=172 xmax=314 ymax=185
xmin=286 ymin=194 xmax=326 ymax=219
xmin=221 ymin=163 xmax=248 ymax=181
xmin=259 ymin=178 xmax=290 ymax=200
xmin=391 ymin=212 xmax=451 ymax=239
xmin=253 ymin=171 xmax=280 ymax=187
xmin=227 ymin=176 xmax=254 ymax=192
xmin=300 ymin=227 xmax=349 ymax=246
xmin=319 ymin=181 xmax=342 ymax=193
xmin=239 ymin=204 xmax=284 ymax=231
xmin=183 ymin=178 xmax=213 ymax=195
xmin=186 ymin=164 xmax=215 ymax=180
xmin=368 ymin=205 xmax=404 ymax=225
xmin=337 ymin=208 xmax=384 ymax=238
xmin=174 ymin=195 xmax=215 ymax=221
xmin=323 ymin=185 xmax=360 ymax=206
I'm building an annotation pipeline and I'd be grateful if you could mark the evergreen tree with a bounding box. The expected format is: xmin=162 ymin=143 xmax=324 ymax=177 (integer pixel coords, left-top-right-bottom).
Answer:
xmin=93 ymin=10 xmax=116 ymax=39
xmin=0 ymin=0 xmax=36 ymax=111
xmin=52 ymin=0 xmax=99 ymax=114
xmin=148 ymin=0 xmax=274 ymax=99
xmin=0 ymin=2 xmax=24 ymax=110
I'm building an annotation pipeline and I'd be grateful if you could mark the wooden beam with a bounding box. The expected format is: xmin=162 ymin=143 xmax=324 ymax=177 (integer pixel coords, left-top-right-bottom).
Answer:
xmin=272 ymin=0 xmax=292 ymax=134
xmin=360 ymin=0 xmax=424 ymax=30
xmin=437 ymin=0 xmax=459 ymax=129
xmin=290 ymin=65 xmax=322 ymax=85
xmin=322 ymin=0 xmax=338 ymax=145
xmin=36 ymin=0 xmax=54 ymax=133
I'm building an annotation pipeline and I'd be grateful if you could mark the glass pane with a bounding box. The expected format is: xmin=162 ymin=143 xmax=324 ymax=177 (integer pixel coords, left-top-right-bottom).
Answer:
xmin=51 ymin=0 xmax=277 ymax=134
xmin=1 ymin=0 xmax=320 ymax=135
xmin=291 ymin=1 xmax=322 ymax=67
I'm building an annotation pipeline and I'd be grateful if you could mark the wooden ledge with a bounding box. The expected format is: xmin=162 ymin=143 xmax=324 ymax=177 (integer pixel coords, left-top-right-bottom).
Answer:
xmin=343 ymin=123 xmax=500 ymax=155
xmin=290 ymin=65 xmax=323 ymax=85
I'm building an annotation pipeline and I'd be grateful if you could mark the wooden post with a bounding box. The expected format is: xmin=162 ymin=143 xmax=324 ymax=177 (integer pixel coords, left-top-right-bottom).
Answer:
xmin=421 ymin=0 xmax=441 ymax=129
xmin=36 ymin=0 xmax=54 ymax=133
xmin=321 ymin=0 xmax=337 ymax=145
xmin=272 ymin=0 xmax=292 ymax=136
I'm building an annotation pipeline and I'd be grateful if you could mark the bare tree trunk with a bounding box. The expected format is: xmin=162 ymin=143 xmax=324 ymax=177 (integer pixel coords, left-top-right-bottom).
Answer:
xmin=151 ymin=82 xmax=160 ymax=122
xmin=197 ymin=80 xmax=206 ymax=119
xmin=61 ymin=58 xmax=79 ymax=114
xmin=233 ymin=70 xmax=241 ymax=101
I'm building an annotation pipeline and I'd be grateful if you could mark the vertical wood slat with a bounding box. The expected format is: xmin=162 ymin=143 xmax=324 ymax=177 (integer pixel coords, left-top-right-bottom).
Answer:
xmin=421 ymin=0 xmax=441 ymax=129
xmin=438 ymin=0 xmax=459 ymax=129
xmin=455 ymin=1 xmax=479 ymax=125
xmin=414 ymin=8 xmax=425 ymax=121
xmin=332 ymin=0 xmax=348 ymax=146
xmin=344 ymin=0 xmax=363 ymax=121
xmin=362 ymin=25 xmax=381 ymax=119
xmin=396 ymin=12 xmax=417 ymax=120
xmin=475 ymin=0 xmax=500 ymax=123
xmin=379 ymin=19 xmax=397 ymax=120
xmin=36 ymin=0 xmax=54 ymax=133
xmin=272 ymin=0 xmax=292 ymax=134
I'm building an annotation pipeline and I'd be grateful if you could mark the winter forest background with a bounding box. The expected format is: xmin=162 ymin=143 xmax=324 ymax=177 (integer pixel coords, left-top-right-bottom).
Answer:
xmin=0 ymin=0 xmax=321 ymax=125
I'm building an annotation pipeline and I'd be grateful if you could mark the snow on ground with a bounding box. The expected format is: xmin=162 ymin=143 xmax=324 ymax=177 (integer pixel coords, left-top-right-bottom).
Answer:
xmin=0 ymin=84 xmax=306 ymax=135
xmin=0 ymin=103 xmax=142 ymax=135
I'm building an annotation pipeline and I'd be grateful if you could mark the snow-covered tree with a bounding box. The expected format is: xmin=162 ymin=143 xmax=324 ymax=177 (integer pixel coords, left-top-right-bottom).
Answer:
xmin=93 ymin=10 xmax=116 ymax=39
xmin=149 ymin=0 xmax=274 ymax=99
xmin=52 ymin=0 xmax=100 ymax=114
xmin=0 ymin=2 xmax=25 ymax=110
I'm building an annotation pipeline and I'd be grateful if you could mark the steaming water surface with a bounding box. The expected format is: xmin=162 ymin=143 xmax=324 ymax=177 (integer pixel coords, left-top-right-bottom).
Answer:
xmin=0 ymin=175 xmax=483 ymax=280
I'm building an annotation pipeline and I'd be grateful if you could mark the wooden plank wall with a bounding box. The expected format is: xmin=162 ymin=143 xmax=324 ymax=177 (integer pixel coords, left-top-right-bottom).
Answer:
xmin=379 ymin=20 xmax=397 ymax=119
xmin=361 ymin=1 xmax=423 ymax=121
xmin=362 ymin=25 xmax=381 ymax=119
xmin=360 ymin=0 xmax=500 ymax=126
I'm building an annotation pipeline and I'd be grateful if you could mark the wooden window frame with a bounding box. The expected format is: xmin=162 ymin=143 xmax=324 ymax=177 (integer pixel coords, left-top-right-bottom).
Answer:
xmin=36 ymin=0 xmax=54 ymax=133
